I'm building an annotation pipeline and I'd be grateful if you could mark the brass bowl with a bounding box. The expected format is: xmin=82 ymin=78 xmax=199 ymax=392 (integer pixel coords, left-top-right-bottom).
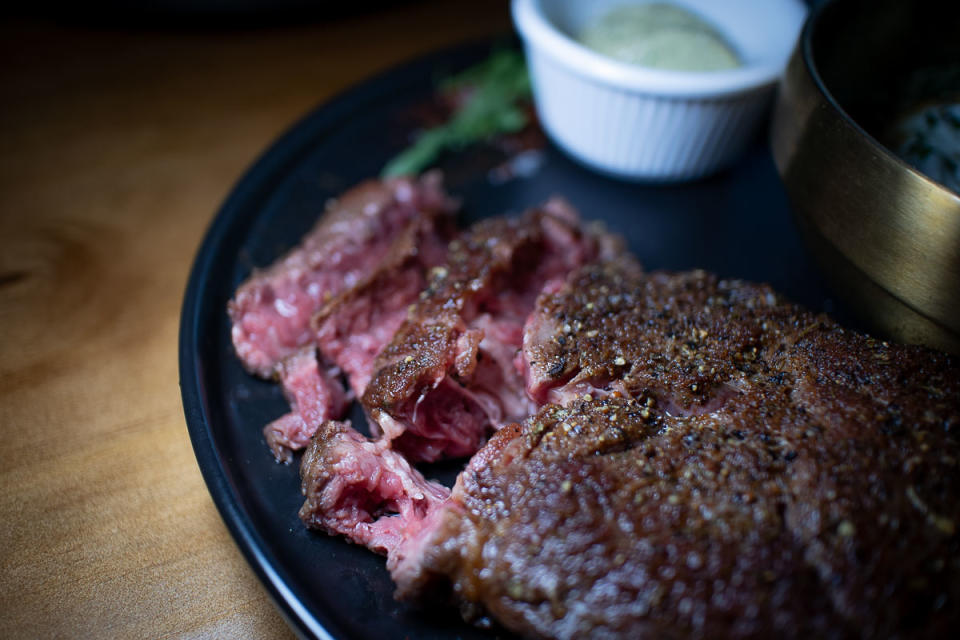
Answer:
xmin=771 ymin=0 xmax=960 ymax=354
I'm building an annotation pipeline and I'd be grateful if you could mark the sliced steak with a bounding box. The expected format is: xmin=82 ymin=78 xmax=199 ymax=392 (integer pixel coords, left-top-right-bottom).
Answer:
xmin=361 ymin=199 xmax=621 ymax=462
xmin=299 ymin=419 xmax=451 ymax=568
xmin=229 ymin=172 xmax=457 ymax=378
xmin=313 ymin=210 xmax=452 ymax=399
xmin=232 ymin=174 xmax=456 ymax=462
xmin=391 ymin=267 xmax=960 ymax=639
xmin=263 ymin=347 xmax=348 ymax=463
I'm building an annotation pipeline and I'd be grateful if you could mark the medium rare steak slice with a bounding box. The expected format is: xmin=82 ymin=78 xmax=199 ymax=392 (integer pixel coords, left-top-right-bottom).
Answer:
xmin=391 ymin=268 xmax=960 ymax=639
xmin=263 ymin=347 xmax=348 ymax=463
xmin=229 ymin=172 xmax=456 ymax=378
xmin=313 ymin=211 xmax=451 ymax=399
xmin=361 ymin=200 xmax=620 ymax=462
xmin=299 ymin=419 xmax=451 ymax=568
xmin=232 ymin=174 xmax=456 ymax=462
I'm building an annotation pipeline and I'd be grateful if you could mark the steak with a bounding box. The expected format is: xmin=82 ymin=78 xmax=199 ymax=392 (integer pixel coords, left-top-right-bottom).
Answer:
xmin=230 ymin=174 xmax=456 ymax=461
xmin=522 ymin=259 xmax=799 ymax=411
xmin=301 ymin=260 xmax=960 ymax=639
xmin=360 ymin=199 xmax=620 ymax=462
xmin=263 ymin=347 xmax=348 ymax=463
xmin=393 ymin=264 xmax=960 ymax=639
xmin=299 ymin=419 xmax=450 ymax=560
xmin=228 ymin=172 xmax=456 ymax=378
xmin=224 ymin=182 xmax=960 ymax=637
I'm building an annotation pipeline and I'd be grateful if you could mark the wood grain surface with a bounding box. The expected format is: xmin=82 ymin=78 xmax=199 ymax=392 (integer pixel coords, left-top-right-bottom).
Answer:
xmin=0 ymin=4 xmax=510 ymax=637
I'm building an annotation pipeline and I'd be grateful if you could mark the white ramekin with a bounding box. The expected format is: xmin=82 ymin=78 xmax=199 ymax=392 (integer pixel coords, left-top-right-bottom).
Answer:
xmin=512 ymin=0 xmax=808 ymax=181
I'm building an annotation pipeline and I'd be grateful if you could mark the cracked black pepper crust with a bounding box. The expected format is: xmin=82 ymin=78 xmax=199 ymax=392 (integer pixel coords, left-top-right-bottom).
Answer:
xmin=362 ymin=203 xmax=615 ymax=413
xmin=360 ymin=212 xmax=545 ymax=412
xmin=525 ymin=261 xmax=817 ymax=409
xmin=407 ymin=266 xmax=960 ymax=640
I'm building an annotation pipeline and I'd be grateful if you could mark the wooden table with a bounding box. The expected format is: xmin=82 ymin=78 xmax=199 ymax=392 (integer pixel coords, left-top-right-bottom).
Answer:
xmin=0 ymin=4 xmax=509 ymax=637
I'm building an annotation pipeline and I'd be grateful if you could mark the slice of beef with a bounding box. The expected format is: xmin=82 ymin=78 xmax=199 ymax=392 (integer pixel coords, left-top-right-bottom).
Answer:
xmin=313 ymin=209 xmax=452 ymax=399
xmin=391 ymin=268 xmax=960 ymax=639
xmin=229 ymin=172 xmax=457 ymax=378
xmin=262 ymin=347 xmax=348 ymax=463
xmin=361 ymin=199 xmax=621 ymax=462
xmin=269 ymin=195 xmax=453 ymax=463
xmin=234 ymin=174 xmax=456 ymax=462
xmin=299 ymin=419 xmax=451 ymax=567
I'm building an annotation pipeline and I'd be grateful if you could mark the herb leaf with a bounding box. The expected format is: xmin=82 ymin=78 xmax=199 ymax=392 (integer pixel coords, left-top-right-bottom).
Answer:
xmin=381 ymin=49 xmax=531 ymax=178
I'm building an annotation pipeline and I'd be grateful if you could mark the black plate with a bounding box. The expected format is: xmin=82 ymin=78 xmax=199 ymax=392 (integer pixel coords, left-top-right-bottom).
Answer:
xmin=179 ymin=40 xmax=839 ymax=640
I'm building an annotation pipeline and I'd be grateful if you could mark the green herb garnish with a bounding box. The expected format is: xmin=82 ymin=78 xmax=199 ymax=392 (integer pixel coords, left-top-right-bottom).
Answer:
xmin=381 ymin=49 xmax=531 ymax=178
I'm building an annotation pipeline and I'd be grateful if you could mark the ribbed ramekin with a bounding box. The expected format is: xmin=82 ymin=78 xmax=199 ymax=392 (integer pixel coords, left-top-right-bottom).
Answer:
xmin=512 ymin=0 xmax=808 ymax=181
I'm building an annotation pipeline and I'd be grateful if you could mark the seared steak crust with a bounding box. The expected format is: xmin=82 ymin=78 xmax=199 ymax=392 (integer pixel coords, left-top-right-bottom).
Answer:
xmin=400 ymin=265 xmax=960 ymax=639
xmin=524 ymin=260 xmax=805 ymax=410
xmin=361 ymin=200 xmax=618 ymax=462
xmin=313 ymin=205 xmax=452 ymax=398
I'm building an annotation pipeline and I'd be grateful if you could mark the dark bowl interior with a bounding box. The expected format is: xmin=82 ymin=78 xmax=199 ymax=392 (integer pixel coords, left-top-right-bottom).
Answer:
xmin=809 ymin=0 xmax=960 ymax=164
